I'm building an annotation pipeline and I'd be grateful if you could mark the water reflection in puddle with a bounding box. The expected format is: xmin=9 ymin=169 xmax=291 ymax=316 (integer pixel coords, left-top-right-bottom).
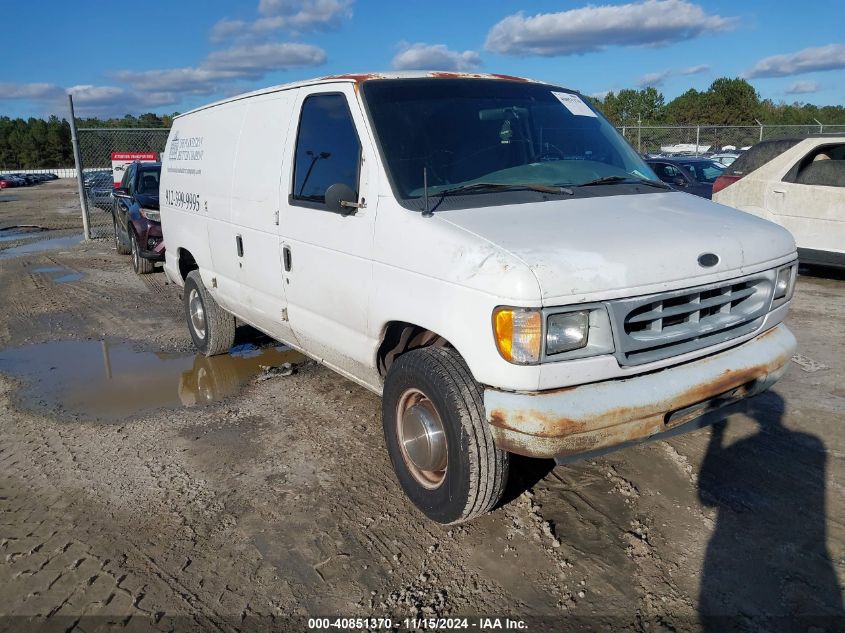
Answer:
xmin=0 ymin=226 xmax=48 ymax=243
xmin=0 ymin=234 xmax=83 ymax=259
xmin=31 ymin=266 xmax=83 ymax=284
xmin=0 ymin=340 xmax=306 ymax=421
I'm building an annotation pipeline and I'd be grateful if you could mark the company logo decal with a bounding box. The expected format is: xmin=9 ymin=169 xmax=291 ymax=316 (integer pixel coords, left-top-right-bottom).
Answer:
xmin=697 ymin=253 xmax=720 ymax=267
xmin=168 ymin=132 xmax=204 ymax=161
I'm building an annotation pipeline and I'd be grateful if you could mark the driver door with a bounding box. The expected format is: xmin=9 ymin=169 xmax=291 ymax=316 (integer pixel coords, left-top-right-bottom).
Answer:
xmin=278 ymin=84 xmax=378 ymax=381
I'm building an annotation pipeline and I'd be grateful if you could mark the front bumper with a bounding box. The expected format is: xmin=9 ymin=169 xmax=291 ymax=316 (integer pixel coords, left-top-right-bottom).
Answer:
xmin=131 ymin=219 xmax=164 ymax=261
xmin=484 ymin=324 xmax=796 ymax=459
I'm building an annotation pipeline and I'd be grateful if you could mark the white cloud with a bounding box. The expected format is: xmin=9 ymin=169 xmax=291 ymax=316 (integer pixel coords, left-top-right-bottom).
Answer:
xmin=392 ymin=43 xmax=481 ymax=72
xmin=785 ymin=80 xmax=820 ymax=95
xmin=590 ymin=90 xmax=611 ymax=100
xmin=636 ymin=64 xmax=710 ymax=87
xmin=484 ymin=0 xmax=737 ymax=56
xmin=680 ymin=64 xmax=710 ymax=75
xmin=637 ymin=71 xmax=672 ymax=88
xmin=67 ymin=85 xmax=179 ymax=115
xmin=111 ymin=68 xmax=235 ymax=96
xmin=0 ymin=83 xmax=65 ymax=100
xmin=0 ymin=82 xmax=175 ymax=116
xmin=114 ymin=42 xmax=327 ymax=97
xmin=212 ymin=0 xmax=352 ymax=40
xmin=204 ymin=42 xmax=326 ymax=72
xmin=745 ymin=44 xmax=845 ymax=78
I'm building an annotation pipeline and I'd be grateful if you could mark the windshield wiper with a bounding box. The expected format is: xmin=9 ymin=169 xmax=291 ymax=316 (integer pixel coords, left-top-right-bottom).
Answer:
xmin=436 ymin=182 xmax=575 ymax=197
xmin=572 ymin=175 xmax=671 ymax=190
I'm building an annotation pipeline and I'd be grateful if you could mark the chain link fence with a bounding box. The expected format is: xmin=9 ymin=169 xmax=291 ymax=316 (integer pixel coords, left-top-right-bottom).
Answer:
xmin=618 ymin=124 xmax=845 ymax=156
xmin=76 ymin=128 xmax=170 ymax=239
xmin=65 ymin=121 xmax=845 ymax=239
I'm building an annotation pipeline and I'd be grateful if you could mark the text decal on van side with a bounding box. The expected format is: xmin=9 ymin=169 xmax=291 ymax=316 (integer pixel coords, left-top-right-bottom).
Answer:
xmin=551 ymin=92 xmax=597 ymax=118
xmin=168 ymin=131 xmax=205 ymax=162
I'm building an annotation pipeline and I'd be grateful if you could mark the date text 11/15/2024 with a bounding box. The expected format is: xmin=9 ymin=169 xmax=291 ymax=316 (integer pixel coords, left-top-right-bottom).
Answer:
xmin=307 ymin=617 xmax=528 ymax=630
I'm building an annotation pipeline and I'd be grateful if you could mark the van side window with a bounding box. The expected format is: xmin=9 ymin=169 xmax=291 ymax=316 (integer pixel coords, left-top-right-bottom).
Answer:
xmin=292 ymin=94 xmax=361 ymax=205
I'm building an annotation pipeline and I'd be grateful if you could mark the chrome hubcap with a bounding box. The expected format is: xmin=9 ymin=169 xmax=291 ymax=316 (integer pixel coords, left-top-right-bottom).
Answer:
xmin=397 ymin=388 xmax=447 ymax=489
xmin=188 ymin=288 xmax=206 ymax=339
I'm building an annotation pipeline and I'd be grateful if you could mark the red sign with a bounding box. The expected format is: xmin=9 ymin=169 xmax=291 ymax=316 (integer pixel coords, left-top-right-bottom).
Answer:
xmin=111 ymin=152 xmax=159 ymax=187
xmin=111 ymin=152 xmax=158 ymax=161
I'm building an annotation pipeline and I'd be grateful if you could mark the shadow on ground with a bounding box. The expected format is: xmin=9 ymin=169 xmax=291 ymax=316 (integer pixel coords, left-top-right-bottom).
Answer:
xmin=698 ymin=391 xmax=845 ymax=631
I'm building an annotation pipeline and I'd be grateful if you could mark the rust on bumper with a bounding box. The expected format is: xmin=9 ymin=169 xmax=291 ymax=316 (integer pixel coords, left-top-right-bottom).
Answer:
xmin=485 ymin=325 xmax=796 ymax=459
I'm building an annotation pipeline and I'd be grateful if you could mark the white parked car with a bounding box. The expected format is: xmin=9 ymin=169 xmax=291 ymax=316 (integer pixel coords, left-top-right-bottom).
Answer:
xmin=713 ymin=136 xmax=845 ymax=268
xmin=161 ymin=72 xmax=798 ymax=523
xmin=710 ymin=152 xmax=740 ymax=167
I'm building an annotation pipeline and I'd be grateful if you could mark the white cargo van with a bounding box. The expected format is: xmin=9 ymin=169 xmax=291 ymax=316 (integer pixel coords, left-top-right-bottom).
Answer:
xmin=161 ymin=72 xmax=798 ymax=523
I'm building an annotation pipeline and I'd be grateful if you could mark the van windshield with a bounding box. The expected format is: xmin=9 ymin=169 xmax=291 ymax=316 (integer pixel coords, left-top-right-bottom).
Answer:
xmin=361 ymin=78 xmax=658 ymax=205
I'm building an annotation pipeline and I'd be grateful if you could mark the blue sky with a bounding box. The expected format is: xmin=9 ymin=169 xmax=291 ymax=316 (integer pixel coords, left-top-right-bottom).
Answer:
xmin=1 ymin=0 xmax=843 ymax=119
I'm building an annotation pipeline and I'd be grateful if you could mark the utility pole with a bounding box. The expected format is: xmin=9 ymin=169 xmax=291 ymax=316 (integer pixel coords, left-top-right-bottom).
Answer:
xmin=68 ymin=94 xmax=91 ymax=240
xmin=637 ymin=113 xmax=642 ymax=153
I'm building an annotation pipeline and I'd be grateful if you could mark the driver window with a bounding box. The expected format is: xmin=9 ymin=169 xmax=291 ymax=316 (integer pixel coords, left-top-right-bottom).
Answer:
xmin=292 ymin=94 xmax=361 ymax=206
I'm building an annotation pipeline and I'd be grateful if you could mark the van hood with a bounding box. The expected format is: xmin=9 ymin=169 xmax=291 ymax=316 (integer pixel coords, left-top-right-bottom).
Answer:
xmin=439 ymin=191 xmax=796 ymax=303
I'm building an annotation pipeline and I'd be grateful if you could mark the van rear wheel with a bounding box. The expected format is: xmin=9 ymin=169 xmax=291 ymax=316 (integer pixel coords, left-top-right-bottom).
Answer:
xmin=183 ymin=270 xmax=236 ymax=357
xmin=382 ymin=346 xmax=509 ymax=524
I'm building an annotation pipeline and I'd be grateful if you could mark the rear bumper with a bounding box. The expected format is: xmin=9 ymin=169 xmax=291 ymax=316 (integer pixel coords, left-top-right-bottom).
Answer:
xmin=484 ymin=324 xmax=796 ymax=459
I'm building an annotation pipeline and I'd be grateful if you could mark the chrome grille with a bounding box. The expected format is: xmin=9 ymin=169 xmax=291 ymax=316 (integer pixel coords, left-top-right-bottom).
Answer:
xmin=608 ymin=273 xmax=774 ymax=366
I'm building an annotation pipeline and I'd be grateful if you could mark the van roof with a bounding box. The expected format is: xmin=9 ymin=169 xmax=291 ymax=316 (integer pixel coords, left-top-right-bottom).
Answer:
xmin=175 ymin=71 xmax=543 ymax=119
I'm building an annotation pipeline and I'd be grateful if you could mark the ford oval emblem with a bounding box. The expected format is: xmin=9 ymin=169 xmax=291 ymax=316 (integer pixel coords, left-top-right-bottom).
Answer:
xmin=698 ymin=253 xmax=720 ymax=267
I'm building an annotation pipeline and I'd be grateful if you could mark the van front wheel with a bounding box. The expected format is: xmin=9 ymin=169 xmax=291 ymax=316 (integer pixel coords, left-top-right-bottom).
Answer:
xmin=183 ymin=270 xmax=236 ymax=356
xmin=382 ymin=346 xmax=509 ymax=524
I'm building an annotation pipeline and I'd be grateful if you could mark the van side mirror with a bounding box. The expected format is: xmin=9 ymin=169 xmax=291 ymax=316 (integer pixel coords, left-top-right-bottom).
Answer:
xmin=324 ymin=183 xmax=358 ymax=216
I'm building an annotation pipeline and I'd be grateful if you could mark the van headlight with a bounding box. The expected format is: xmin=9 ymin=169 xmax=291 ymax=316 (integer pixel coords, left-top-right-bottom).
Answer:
xmin=493 ymin=305 xmax=614 ymax=364
xmin=771 ymin=263 xmax=797 ymax=308
xmin=546 ymin=311 xmax=589 ymax=355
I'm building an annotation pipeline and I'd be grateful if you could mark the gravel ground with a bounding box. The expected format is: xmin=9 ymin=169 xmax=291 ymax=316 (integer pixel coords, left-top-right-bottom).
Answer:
xmin=0 ymin=181 xmax=843 ymax=632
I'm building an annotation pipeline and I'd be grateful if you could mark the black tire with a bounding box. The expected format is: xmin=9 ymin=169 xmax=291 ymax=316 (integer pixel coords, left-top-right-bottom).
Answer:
xmin=130 ymin=230 xmax=155 ymax=274
xmin=113 ymin=215 xmax=130 ymax=255
xmin=183 ymin=270 xmax=236 ymax=357
xmin=383 ymin=346 xmax=509 ymax=524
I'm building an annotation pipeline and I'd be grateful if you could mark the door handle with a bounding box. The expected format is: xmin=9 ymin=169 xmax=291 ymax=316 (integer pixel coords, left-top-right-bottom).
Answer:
xmin=283 ymin=245 xmax=292 ymax=272
xmin=236 ymin=234 xmax=244 ymax=257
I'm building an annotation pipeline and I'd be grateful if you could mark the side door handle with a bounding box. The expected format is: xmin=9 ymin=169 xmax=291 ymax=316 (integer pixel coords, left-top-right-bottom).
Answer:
xmin=236 ymin=234 xmax=244 ymax=257
xmin=283 ymin=245 xmax=292 ymax=272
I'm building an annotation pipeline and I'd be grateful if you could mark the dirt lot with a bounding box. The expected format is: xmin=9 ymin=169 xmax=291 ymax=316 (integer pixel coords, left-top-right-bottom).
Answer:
xmin=1 ymin=181 xmax=843 ymax=632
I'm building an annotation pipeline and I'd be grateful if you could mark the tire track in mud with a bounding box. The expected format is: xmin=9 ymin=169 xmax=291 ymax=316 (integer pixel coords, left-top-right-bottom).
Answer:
xmin=0 ymin=390 xmax=296 ymax=626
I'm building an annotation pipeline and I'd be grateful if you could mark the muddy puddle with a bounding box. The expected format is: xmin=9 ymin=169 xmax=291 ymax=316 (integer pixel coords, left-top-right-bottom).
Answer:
xmin=0 ymin=340 xmax=306 ymax=421
xmin=31 ymin=266 xmax=83 ymax=284
xmin=0 ymin=233 xmax=83 ymax=259
xmin=0 ymin=226 xmax=48 ymax=243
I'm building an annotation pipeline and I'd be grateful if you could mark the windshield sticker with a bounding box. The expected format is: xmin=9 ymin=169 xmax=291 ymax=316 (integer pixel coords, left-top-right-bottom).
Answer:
xmin=551 ymin=92 xmax=597 ymax=117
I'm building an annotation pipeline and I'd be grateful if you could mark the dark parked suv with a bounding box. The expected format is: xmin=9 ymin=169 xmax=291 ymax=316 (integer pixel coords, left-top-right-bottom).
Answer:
xmin=646 ymin=157 xmax=725 ymax=199
xmin=112 ymin=162 xmax=163 ymax=274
